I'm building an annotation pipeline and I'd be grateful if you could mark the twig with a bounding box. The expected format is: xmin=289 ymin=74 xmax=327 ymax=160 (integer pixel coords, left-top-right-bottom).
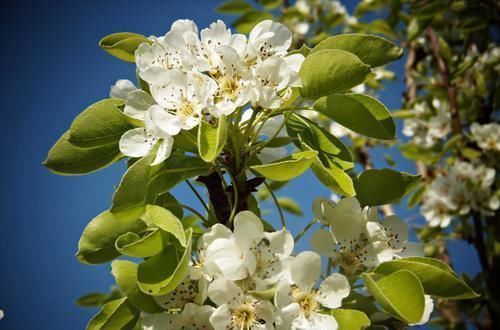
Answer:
xmin=264 ymin=181 xmax=286 ymax=228
xmin=294 ymin=219 xmax=316 ymax=242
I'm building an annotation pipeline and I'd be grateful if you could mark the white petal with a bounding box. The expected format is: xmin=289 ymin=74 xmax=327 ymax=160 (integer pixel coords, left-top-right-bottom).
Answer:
xmin=208 ymin=278 xmax=243 ymax=307
xmin=410 ymin=295 xmax=434 ymax=326
xmin=233 ymin=210 xmax=264 ymax=247
xmin=205 ymin=238 xmax=256 ymax=280
xmin=398 ymin=242 xmax=424 ymax=258
xmin=312 ymin=197 xmax=336 ymax=225
xmin=381 ymin=215 xmax=409 ymax=244
xmin=255 ymin=300 xmax=276 ymax=325
xmin=124 ymin=90 xmax=155 ymax=120
xmin=361 ymin=241 xmax=394 ymax=268
xmin=310 ymin=229 xmax=337 ymax=257
xmin=274 ymin=280 xmax=294 ymax=308
xmin=275 ymin=303 xmax=300 ymax=330
xmin=209 ymin=304 xmax=232 ymax=330
xmin=198 ymin=224 xmax=232 ymax=250
xmin=316 ymin=274 xmax=350 ymax=309
xmin=181 ymin=303 xmax=215 ymax=329
xmin=171 ymin=19 xmax=198 ymax=34
xmin=119 ymin=128 xmax=155 ymax=158
xmin=151 ymin=137 xmax=173 ymax=165
xmin=110 ymin=79 xmax=136 ymax=99
xmin=291 ymin=251 xmax=321 ymax=292
xmin=148 ymin=105 xmax=182 ymax=136
xmin=142 ymin=313 xmax=178 ymax=330
xmin=265 ymin=228 xmax=294 ymax=258
xmin=139 ymin=66 xmax=171 ymax=85
xmin=291 ymin=313 xmax=338 ymax=330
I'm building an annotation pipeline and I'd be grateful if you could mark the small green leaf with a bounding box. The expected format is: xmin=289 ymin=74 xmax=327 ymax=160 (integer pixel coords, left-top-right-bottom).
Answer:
xmin=277 ymin=197 xmax=303 ymax=215
xmin=76 ymin=293 xmax=107 ymax=307
xmin=375 ymin=257 xmax=479 ymax=299
xmin=111 ymin=153 xmax=210 ymax=213
xmin=111 ymin=260 xmax=163 ymax=313
xmin=115 ymin=228 xmax=164 ymax=258
xmin=287 ymin=114 xmax=353 ymax=170
xmin=299 ymin=49 xmax=371 ymax=99
xmin=144 ymin=205 xmax=186 ymax=247
xmin=330 ymin=309 xmax=371 ymax=330
xmin=44 ymin=131 xmax=123 ymax=175
xmin=87 ymin=298 xmax=139 ymax=330
xmin=69 ymin=99 xmax=132 ymax=147
xmin=313 ymin=94 xmax=395 ymax=140
xmin=99 ymin=32 xmax=150 ymax=63
xmin=248 ymin=287 xmax=276 ymax=301
xmin=355 ymin=169 xmax=420 ymax=206
xmin=154 ymin=192 xmax=184 ymax=219
xmin=250 ymin=150 xmax=317 ymax=181
xmin=363 ymin=270 xmax=425 ymax=324
xmin=198 ymin=117 xmax=228 ymax=162
xmin=312 ymin=34 xmax=403 ymax=67
xmin=259 ymin=0 xmax=282 ymax=9
xmin=288 ymin=44 xmax=311 ymax=57
xmin=216 ymin=0 xmax=253 ymax=14
xmin=77 ymin=209 xmax=146 ymax=264
xmin=138 ymin=229 xmax=193 ymax=296
xmin=232 ymin=11 xmax=273 ymax=34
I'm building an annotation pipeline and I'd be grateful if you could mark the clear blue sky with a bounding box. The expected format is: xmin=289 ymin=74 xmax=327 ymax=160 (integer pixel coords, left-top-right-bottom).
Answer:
xmin=0 ymin=0 xmax=480 ymax=329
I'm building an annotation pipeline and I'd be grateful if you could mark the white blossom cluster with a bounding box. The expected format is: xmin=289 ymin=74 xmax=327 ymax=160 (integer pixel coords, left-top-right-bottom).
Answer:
xmin=402 ymin=99 xmax=451 ymax=148
xmin=470 ymin=122 xmax=500 ymax=152
xmin=422 ymin=160 xmax=499 ymax=227
xmin=311 ymin=197 xmax=424 ymax=274
xmin=110 ymin=19 xmax=304 ymax=165
xmin=142 ymin=211 xmax=353 ymax=329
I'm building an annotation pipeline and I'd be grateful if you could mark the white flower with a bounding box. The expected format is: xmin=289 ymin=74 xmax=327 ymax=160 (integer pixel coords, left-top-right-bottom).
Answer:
xmin=201 ymin=20 xmax=247 ymax=60
xmin=208 ymin=278 xmax=275 ymax=330
xmin=142 ymin=303 xmax=214 ymax=330
xmin=409 ymin=295 xmax=434 ymax=326
xmin=0 ymin=309 xmax=3 ymax=320
xmin=147 ymin=69 xmax=217 ymax=135
xmin=203 ymin=211 xmax=293 ymax=290
xmin=274 ymin=252 xmax=350 ymax=330
xmin=253 ymin=55 xmax=304 ymax=109
xmin=311 ymin=197 xmax=422 ymax=273
xmin=247 ymin=20 xmax=293 ymax=61
xmin=110 ymin=79 xmax=155 ymax=120
xmin=470 ymin=122 xmax=500 ymax=152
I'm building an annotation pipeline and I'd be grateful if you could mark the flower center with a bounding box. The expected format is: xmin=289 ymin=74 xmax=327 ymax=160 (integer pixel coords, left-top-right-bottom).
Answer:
xmin=336 ymin=250 xmax=361 ymax=274
xmin=292 ymin=288 xmax=319 ymax=319
xmin=232 ymin=303 xmax=258 ymax=329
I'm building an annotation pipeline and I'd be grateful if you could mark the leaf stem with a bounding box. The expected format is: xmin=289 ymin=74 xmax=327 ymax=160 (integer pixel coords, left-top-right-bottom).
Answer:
xmin=223 ymin=165 xmax=239 ymax=227
xmin=264 ymin=181 xmax=286 ymax=228
xmin=294 ymin=219 xmax=317 ymax=242
xmin=185 ymin=180 xmax=215 ymax=220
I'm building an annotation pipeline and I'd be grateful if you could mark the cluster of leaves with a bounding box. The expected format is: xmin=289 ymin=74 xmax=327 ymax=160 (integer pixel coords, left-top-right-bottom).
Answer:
xmin=42 ymin=1 xmax=488 ymax=329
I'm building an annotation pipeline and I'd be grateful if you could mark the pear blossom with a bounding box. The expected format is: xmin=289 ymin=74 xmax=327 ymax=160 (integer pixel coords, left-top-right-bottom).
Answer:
xmin=311 ymin=197 xmax=422 ymax=273
xmin=274 ymin=252 xmax=350 ymax=330
xmin=208 ymin=278 xmax=275 ymax=330
xmin=470 ymin=122 xmax=500 ymax=152
xmin=247 ymin=20 xmax=293 ymax=61
xmin=142 ymin=303 xmax=214 ymax=330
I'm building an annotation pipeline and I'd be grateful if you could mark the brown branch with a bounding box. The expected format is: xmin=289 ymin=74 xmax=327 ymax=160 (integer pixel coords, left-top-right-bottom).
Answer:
xmin=426 ymin=28 xmax=462 ymax=135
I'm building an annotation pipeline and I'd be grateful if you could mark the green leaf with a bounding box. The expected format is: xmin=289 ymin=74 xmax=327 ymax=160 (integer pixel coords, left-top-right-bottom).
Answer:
xmin=69 ymin=99 xmax=132 ymax=147
xmin=299 ymin=49 xmax=371 ymax=99
xmin=363 ymin=270 xmax=425 ymax=324
xmin=250 ymin=150 xmax=317 ymax=181
xmin=312 ymin=34 xmax=403 ymax=67
xmin=154 ymin=192 xmax=184 ymax=219
xmin=375 ymin=257 xmax=479 ymax=299
xmin=277 ymin=197 xmax=303 ymax=215
xmin=259 ymin=0 xmax=282 ymax=9
xmin=313 ymin=94 xmax=395 ymax=140
xmin=115 ymin=228 xmax=164 ymax=258
xmin=76 ymin=293 xmax=107 ymax=307
xmin=216 ymin=0 xmax=253 ymax=14
xmin=355 ymin=169 xmax=420 ymax=206
xmin=144 ymin=205 xmax=186 ymax=247
xmin=232 ymin=11 xmax=273 ymax=34
xmin=399 ymin=143 xmax=442 ymax=163
xmin=198 ymin=117 xmax=228 ymax=162
xmin=87 ymin=298 xmax=139 ymax=330
xmin=44 ymin=131 xmax=123 ymax=175
xmin=111 ymin=260 xmax=164 ymax=313
xmin=288 ymin=44 xmax=311 ymax=57
xmin=138 ymin=229 xmax=193 ymax=296
xmin=287 ymin=114 xmax=353 ymax=170
xmin=99 ymin=32 xmax=150 ymax=63
xmin=111 ymin=153 xmax=210 ymax=213
xmin=77 ymin=209 xmax=146 ymax=264
xmin=173 ymin=129 xmax=198 ymax=153
xmin=330 ymin=309 xmax=371 ymax=330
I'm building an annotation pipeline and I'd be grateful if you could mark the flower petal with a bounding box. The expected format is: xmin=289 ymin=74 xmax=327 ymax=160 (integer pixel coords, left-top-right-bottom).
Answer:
xmin=291 ymin=251 xmax=321 ymax=292
xmin=316 ymin=273 xmax=350 ymax=309
xmin=119 ymin=128 xmax=155 ymax=158
xmin=208 ymin=278 xmax=243 ymax=307
xmin=151 ymin=137 xmax=173 ymax=165
xmin=310 ymin=229 xmax=337 ymax=257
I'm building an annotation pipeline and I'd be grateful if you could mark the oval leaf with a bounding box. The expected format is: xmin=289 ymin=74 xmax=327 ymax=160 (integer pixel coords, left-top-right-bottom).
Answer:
xmin=69 ymin=99 xmax=131 ymax=147
xmin=87 ymin=298 xmax=139 ymax=330
xmin=330 ymin=309 xmax=371 ymax=330
xmin=144 ymin=205 xmax=186 ymax=247
xmin=313 ymin=93 xmax=395 ymax=140
xmin=250 ymin=150 xmax=317 ymax=181
xmin=99 ymin=32 xmax=150 ymax=63
xmin=363 ymin=270 xmax=425 ymax=324
xmin=77 ymin=209 xmax=146 ymax=264
xmin=138 ymin=228 xmax=193 ymax=296
xmin=111 ymin=260 xmax=163 ymax=313
xmin=299 ymin=49 xmax=371 ymax=99
xmin=355 ymin=169 xmax=420 ymax=206
xmin=115 ymin=229 xmax=164 ymax=258
xmin=312 ymin=34 xmax=403 ymax=67
xmin=375 ymin=257 xmax=479 ymax=299
xmin=198 ymin=117 xmax=228 ymax=162
xmin=44 ymin=131 xmax=123 ymax=175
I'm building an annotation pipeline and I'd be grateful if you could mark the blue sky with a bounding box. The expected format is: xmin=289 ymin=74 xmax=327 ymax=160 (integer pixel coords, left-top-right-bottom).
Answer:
xmin=0 ymin=0 xmax=481 ymax=329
